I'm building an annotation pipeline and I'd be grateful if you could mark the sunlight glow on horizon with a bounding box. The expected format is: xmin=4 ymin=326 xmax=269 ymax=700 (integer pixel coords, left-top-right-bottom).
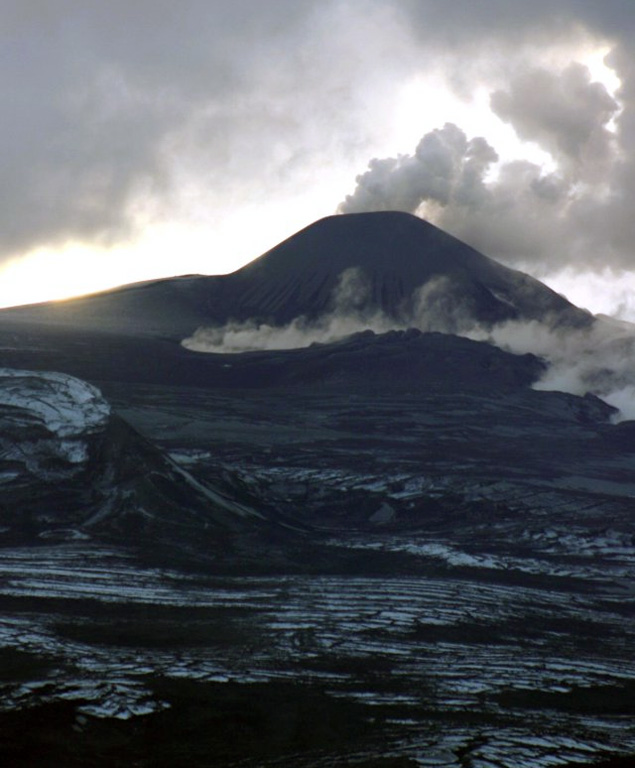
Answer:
xmin=0 ymin=196 xmax=343 ymax=308
xmin=0 ymin=226 xmax=269 ymax=308
xmin=0 ymin=42 xmax=627 ymax=315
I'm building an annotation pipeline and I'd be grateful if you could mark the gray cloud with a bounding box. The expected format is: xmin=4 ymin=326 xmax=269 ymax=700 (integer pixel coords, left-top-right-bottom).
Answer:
xmin=5 ymin=0 xmax=635 ymax=284
xmin=3 ymin=1 xmax=347 ymax=255
xmin=337 ymin=44 xmax=635 ymax=275
xmin=399 ymin=0 xmax=635 ymax=48
xmin=490 ymin=63 xmax=619 ymax=166
xmin=0 ymin=1 xmax=416 ymax=260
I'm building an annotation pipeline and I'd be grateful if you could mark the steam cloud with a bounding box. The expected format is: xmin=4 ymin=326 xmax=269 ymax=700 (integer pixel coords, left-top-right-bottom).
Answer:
xmin=339 ymin=55 xmax=627 ymax=274
xmin=182 ymin=268 xmax=397 ymax=352
xmin=183 ymin=268 xmax=635 ymax=421
xmin=470 ymin=316 xmax=635 ymax=420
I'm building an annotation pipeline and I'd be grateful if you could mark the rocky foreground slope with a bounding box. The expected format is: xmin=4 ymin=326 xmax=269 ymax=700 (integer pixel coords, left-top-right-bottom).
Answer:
xmin=0 ymin=340 xmax=634 ymax=766
xmin=0 ymin=368 xmax=294 ymax=568
xmin=0 ymin=213 xmax=634 ymax=766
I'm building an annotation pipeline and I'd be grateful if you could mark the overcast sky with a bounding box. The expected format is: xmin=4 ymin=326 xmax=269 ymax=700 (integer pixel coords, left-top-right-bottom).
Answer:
xmin=2 ymin=0 xmax=635 ymax=313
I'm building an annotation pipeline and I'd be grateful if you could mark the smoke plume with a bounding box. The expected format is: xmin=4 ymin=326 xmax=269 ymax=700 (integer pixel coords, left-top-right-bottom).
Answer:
xmin=469 ymin=316 xmax=635 ymax=420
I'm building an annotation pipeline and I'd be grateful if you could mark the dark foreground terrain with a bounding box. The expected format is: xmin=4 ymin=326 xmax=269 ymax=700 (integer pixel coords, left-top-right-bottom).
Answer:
xmin=0 ymin=543 xmax=634 ymax=767
xmin=0 ymin=213 xmax=634 ymax=766
xmin=0 ymin=337 xmax=634 ymax=766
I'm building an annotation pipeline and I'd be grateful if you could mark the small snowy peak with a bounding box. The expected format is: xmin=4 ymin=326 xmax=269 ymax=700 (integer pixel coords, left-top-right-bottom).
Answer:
xmin=0 ymin=369 xmax=110 ymax=438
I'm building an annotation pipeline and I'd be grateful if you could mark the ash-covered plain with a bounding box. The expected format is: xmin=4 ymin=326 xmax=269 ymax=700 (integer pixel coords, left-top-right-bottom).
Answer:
xmin=0 ymin=213 xmax=634 ymax=767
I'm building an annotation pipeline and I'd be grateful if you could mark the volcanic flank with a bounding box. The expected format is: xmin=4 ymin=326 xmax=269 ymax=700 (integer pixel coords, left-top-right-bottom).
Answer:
xmin=0 ymin=212 xmax=592 ymax=341
xmin=203 ymin=211 xmax=590 ymax=329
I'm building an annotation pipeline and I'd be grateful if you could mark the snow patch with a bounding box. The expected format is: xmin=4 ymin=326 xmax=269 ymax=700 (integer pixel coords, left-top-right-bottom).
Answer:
xmin=0 ymin=368 xmax=110 ymax=438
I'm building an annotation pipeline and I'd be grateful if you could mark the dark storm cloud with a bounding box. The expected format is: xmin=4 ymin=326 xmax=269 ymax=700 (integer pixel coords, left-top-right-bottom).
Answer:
xmin=399 ymin=0 xmax=635 ymax=46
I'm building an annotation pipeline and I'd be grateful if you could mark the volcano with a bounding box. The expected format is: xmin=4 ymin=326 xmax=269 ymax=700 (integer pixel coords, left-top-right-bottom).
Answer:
xmin=206 ymin=211 xmax=590 ymax=328
xmin=0 ymin=212 xmax=592 ymax=339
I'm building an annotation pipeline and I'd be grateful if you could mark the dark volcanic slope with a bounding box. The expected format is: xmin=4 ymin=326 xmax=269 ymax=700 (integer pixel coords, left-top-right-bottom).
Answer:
xmin=0 ymin=275 xmax=213 ymax=339
xmin=0 ymin=212 xmax=591 ymax=338
xmin=214 ymin=211 xmax=589 ymax=326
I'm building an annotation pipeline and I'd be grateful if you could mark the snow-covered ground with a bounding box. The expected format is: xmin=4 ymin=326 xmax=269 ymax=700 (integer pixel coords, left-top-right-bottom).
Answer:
xmin=0 ymin=369 xmax=110 ymax=438
xmin=0 ymin=369 xmax=110 ymax=471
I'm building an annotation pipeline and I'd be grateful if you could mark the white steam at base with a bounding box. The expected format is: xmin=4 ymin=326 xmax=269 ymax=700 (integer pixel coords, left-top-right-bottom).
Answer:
xmin=183 ymin=269 xmax=397 ymax=353
xmin=182 ymin=268 xmax=635 ymax=421
xmin=469 ymin=317 xmax=635 ymax=420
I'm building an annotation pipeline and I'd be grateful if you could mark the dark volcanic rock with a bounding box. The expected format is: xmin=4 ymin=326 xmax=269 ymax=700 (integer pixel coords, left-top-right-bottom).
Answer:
xmin=214 ymin=328 xmax=547 ymax=392
xmin=0 ymin=369 xmax=112 ymax=540
xmin=0 ymin=369 xmax=278 ymax=559
xmin=0 ymin=324 xmax=546 ymax=392
xmin=205 ymin=211 xmax=590 ymax=328
xmin=276 ymin=328 xmax=547 ymax=391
